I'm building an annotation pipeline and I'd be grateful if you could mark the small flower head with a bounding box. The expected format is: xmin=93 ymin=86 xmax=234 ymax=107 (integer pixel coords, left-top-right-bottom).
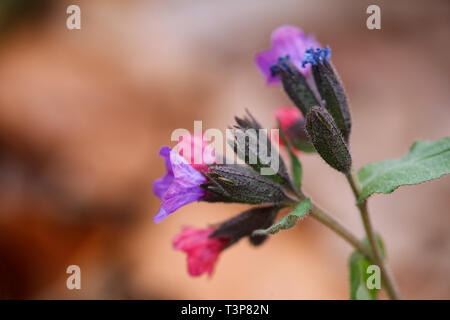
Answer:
xmin=273 ymin=107 xmax=313 ymax=152
xmin=302 ymin=46 xmax=331 ymax=67
xmin=274 ymin=106 xmax=303 ymax=133
xmin=173 ymin=227 xmax=229 ymax=277
xmin=152 ymin=146 xmax=207 ymax=223
xmin=255 ymin=25 xmax=320 ymax=84
xmin=176 ymin=133 xmax=216 ymax=172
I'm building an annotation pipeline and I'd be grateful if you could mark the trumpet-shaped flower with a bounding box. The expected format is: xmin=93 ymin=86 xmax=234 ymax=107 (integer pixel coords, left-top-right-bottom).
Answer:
xmin=173 ymin=227 xmax=229 ymax=277
xmin=255 ymin=25 xmax=320 ymax=83
xmin=152 ymin=146 xmax=207 ymax=223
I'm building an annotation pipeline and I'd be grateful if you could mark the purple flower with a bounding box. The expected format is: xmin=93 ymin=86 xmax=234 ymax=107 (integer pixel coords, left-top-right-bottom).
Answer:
xmin=255 ymin=25 xmax=320 ymax=84
xmin=153 ymin=146 xmax=207 ymax=223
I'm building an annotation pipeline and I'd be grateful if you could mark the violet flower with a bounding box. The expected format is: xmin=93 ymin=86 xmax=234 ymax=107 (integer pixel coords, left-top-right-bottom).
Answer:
xmin=152 ymin=146 xmax=207 ymax=223
xmin=255 ymin=25 xmax=320 ymax=84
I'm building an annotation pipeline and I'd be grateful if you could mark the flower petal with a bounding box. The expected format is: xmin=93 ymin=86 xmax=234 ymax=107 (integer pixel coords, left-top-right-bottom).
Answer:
xmin=255 ymin=25 xmax=320 ymax=83
xmin=173 ymin=227 xmax=229 ymax=277
xmin=152 ymin=149 xmax=207 ymax=223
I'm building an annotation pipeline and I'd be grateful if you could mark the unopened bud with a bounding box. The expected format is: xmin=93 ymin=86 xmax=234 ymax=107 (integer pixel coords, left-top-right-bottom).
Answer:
xmin=231 ymin=111 xmax=291 ymax=186
xmin=302 ymin=47 xmax=352 ymax=143
xmin=209 ymin=206 xmax=279 ymax=247
xmin=204 ymin=164 xmax=290 ymax=204
xmin=271 ymin=56 xmax=320 ymax=116
xmin=305 ymin=106 xmax=352 ymax=173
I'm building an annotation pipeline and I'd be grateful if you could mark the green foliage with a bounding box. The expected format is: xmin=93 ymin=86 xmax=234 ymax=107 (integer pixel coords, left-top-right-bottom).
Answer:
xmin=357 ymin=138 xmax=450 ymax=202
xmin=349 ymin=235 xmax=385 ymax=300
xmin=349 ymin=252 xmax=373 ymax=300
xmin=290 ymin=152 xmax=302 ymax=191
xmin=252 ymin=198 xmax=311 ymax=236
xmin=292 ymin=140 xmax=316 ymax=154
xmin=278 ymin=120 xmax=303 ymax=190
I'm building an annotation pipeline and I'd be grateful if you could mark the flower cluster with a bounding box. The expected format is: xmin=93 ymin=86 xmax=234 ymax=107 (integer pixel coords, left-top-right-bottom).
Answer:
xmin=153 ymin=25 xmax=352 ymax=277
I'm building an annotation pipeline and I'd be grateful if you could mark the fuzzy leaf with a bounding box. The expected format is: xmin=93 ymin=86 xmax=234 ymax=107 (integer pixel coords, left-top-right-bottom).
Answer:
xmin=357 ymin=138 xmax=450 ymax=202
xmin=252 ymin=198 xmax=311 ymax=236
xmin=349 ymin=235 xmax=385 ymax=300
xmin=349 ymin=252 xmax=373 ymax=300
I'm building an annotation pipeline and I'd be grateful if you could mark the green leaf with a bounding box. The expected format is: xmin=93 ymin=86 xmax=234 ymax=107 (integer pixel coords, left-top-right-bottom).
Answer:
xmin=362 ymin=234 xmax=386 ymax=259
xmin=290 ymin=153 xmax=302 ymax=190
xmin=357 ymin=137 xmax=450 ymax=202
xmin=349 ymin=235 xmax=385 ymax=300
xmin=252 ymin=198 xmax=311 ymax=236
xmin=278 ymin=120 xmax=303 ymax=190
xmin=292 ymin=140 xmax=316 ymax=153
xmin=349 ymin=252 xmax=372 ymax=300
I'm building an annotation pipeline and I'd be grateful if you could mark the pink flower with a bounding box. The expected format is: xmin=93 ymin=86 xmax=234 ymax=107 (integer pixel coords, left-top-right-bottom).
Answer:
xmin=176 ymin=134 xmax=216 ymax=172
xmin=255 ymin=25 xmax=320 ymax=84
xmin=273 ymin=106 xmax=304 ymax=148
xmin=173 ymin=227 xmax=229 ymax=277
xmin=274 ymin=106 xmax=303 ymax=132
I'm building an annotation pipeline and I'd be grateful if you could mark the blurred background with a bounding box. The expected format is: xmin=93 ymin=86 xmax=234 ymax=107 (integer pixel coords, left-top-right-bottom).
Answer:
xmin=0 ymin=0 xmax=448 ymax=299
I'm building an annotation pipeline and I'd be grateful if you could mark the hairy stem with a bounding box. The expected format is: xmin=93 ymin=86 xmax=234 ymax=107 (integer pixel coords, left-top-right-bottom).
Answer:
xmin=346 ymin=171 xmax=401 ymax=300
xmin=308 ymin=203 xmax=372 ymax=259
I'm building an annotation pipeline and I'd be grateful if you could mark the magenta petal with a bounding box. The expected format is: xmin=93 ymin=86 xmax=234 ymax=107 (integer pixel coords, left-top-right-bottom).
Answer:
xmin=173 ymin=227 xmax=229 ymax=277
xmin=255 ymin=25 xmax=320 ymax=83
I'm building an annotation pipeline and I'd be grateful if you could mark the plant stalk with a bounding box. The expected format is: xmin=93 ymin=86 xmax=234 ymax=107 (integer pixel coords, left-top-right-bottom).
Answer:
xmin=291 ymin=190 xmax=372 ymax=259
xmin=309 ymin=203 xmax=373 ymax=259
xmin=346 ymin=170 xmax=401 ymax=300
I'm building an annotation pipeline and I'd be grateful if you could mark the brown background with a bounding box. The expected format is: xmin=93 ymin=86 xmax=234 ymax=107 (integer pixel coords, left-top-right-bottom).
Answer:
xmin=0 ymin=0 xmax=448 ymax=299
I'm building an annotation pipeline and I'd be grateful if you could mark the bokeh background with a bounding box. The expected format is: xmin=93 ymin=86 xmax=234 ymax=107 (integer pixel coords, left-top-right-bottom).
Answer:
xmin=0 ymin=0 xmax=448 ymax=299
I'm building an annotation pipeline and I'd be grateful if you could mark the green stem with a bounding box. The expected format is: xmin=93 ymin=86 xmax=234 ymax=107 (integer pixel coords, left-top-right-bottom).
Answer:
xmin=290 ymin=191 xmax=372 ymax=259
xmin=309 ymin=203 xmax=372 ymax=259
xmin=346 ymin=171 xmax=401 ymax=300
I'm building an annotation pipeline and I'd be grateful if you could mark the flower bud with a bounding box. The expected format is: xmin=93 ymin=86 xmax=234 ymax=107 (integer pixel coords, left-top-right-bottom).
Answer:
xmin=270 ymin=57 xmax=320 ymax=116
xmin=274 ymin=106 xmax=315 ymax=153
xmin=302 ymin=46 xmax=352 ymax=143
xmin=173 ymin=227 xmax=229 ymax=277
xmin=210 ymin=206 xmax=279 ymax=247
xmin=204 ymin=164 xmax=290 ymax=205
xmin=231 ymin=111 xmax=291 ymax=186
xmin=305 ymin=106 xmax=352 ymax=173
